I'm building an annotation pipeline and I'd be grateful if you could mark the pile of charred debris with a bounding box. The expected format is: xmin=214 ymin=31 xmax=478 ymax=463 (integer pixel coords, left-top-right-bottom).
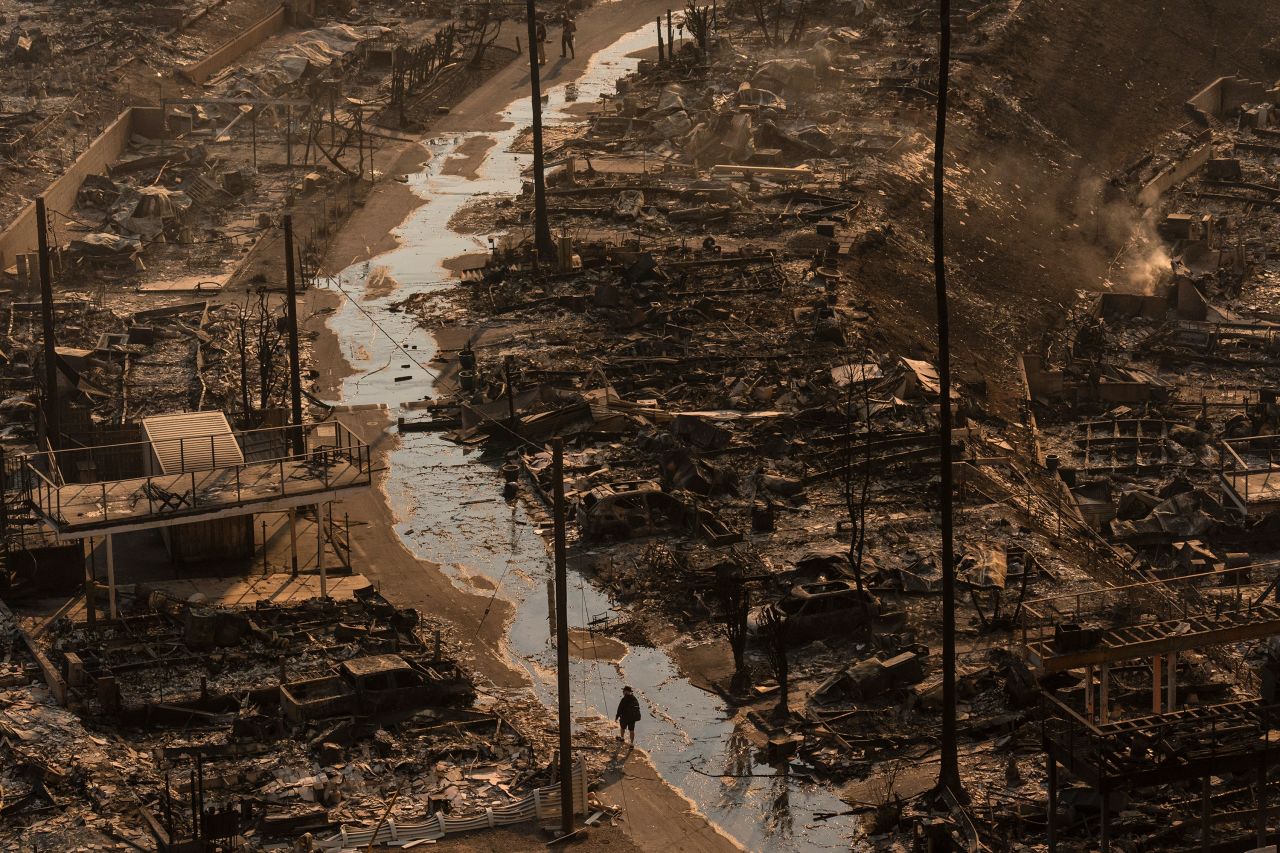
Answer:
xmin=1 ymin=583 xmax=622 ymax=850
xmin=388 ymin=16 xmax=1280 ymax=852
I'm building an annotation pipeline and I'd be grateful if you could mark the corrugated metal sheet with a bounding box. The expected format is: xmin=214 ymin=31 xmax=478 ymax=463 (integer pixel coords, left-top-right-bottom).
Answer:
xmin=142 ymin=411 xmax=243 ymax=474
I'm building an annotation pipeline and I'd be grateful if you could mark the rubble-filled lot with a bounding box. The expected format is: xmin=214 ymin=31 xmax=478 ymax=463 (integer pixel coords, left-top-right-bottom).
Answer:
xmin=3 ymin=584 xmax=629 ymax=850
xmin=7 ymin=0 xmax=1280 ymax=851
xmin=385 ymin=4 xmax=1280 ymax=850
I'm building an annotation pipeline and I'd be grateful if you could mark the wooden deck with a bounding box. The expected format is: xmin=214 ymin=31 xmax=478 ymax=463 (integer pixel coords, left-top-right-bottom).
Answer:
xmin=36 ymin=455 xmax=370 ymax=538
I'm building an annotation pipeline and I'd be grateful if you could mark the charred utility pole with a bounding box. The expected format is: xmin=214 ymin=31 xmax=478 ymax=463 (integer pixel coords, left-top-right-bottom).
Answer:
xmin=933 ymin=0 xmax=964 ymax=801
xmin=656 ymin=17 xmax=665 ymax=63
xmin=35 ymin=198 xmax=60 ymax=453
xmin=283 ymin=215 xmax=305 ymax=456
xmin=524 ymin=0 xmax=556 ymax=259
xmin=551 ymin=438 xmax=573 ymax=835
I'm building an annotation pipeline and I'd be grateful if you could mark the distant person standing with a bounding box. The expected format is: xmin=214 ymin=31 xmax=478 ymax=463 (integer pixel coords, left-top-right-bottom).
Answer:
xmin=615 ymin=685 xmax=641 ymax=746
xmin=535 ymin=14 xmax=548 ymax=65
xmin=560 ymin=12 xmax=577 ymax=59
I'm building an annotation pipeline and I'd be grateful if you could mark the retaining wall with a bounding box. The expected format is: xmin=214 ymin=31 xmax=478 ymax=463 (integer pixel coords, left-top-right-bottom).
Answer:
xmin=0 ymin=107 xmax=150 ymax=275
xmin=1137 ymin=144 xmax=1212 ymax=208
xmin=179 ymin=3 xmax=286 ymax=84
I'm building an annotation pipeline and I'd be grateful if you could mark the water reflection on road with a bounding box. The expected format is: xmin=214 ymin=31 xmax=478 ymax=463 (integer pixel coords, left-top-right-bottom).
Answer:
xmin=327 ymin=25 xmax=853 ymax=850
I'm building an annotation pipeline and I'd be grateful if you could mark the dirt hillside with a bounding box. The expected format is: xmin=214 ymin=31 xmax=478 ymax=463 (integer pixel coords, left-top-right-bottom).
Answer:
xmin=855 ymin=0 xmax=1280 ymax=407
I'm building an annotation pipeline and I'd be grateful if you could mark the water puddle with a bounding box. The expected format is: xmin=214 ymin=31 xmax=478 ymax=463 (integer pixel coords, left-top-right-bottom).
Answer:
xmin=326 ymin=25 xmax=853 ymax=850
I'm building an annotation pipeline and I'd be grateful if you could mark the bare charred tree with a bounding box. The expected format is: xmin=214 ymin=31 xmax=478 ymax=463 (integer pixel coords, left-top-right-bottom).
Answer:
xmin=467 ymin=3 xmax=505 ymax=67
xmin=234 ymin=302 xmax=252 ymax=424
xmin=716 ymin=566 xmax=751 ymax=693
xmin=842 ymin=352 xmax=874 ymax=596
xmin=787 ymin=0 xmax=808 ymax=44
xmin=742 ymin=0 xmax=777 ymax=45
xmin=231 ymin=291 xmax=286 ymax=428
xmin=760 ymin=606 xmax=789 ymax=718
xmin=681 ymin=3 xmax=713 ymax=53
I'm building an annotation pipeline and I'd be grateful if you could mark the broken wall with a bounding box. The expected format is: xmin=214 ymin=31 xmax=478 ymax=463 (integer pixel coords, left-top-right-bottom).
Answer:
xmin=1184 ymin=75 xmax=1275 ymax=120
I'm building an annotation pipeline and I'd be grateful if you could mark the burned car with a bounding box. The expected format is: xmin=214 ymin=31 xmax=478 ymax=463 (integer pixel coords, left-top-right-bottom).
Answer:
xmin=577 ymin=480 xmax=740 ymax=545
xmin=280 ymin=654 xmax=474 ymax=723
xmin=748 ymin=580 xmax=886 ymax=643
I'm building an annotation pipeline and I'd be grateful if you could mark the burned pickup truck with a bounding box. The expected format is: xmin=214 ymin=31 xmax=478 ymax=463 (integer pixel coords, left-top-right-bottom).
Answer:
xmin=280 ymin=654 xmax=474 ymax=723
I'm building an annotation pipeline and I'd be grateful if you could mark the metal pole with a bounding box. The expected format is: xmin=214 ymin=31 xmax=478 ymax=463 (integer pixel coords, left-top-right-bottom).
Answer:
xmin=283 ymin=216 xmax=305 ymax=455
xmin=1047 ymin=755 xmax=1057 ymax=851
xmin=552 ymin=438 xmax=573 ymax=835
xmin=1201 ymin=774 xmax=1211 ymax=853
xmin=317 ymin=503 xmax=326 ymax=597
xmin=1259 ymin=733 xmax=1270 ymax=846
xmin=505 ymin=356 xmax=518 ymax=431
xmin=524 ymin=0 xmax=555 ymax=258
xmin=656 ymin=17 xmax=664 ymax=63
xmin=286 ymin=106 xmax=292 ymax=168
xmin=1100 ymin=784 xmax=1110 ymax=853
xmin=84 ymin=539 xmax=96 ymax=632
xmin=106 ymin=534 xmax=117 ymax=620
xmin=289 ymin=508 xmax=299 ymax=576
xmin=36 ymin=198 xmax=60 ymax=453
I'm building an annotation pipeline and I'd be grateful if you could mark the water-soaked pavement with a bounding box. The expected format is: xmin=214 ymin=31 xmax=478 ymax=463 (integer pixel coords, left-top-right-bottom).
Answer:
xmin=325 ymin=26 xmax=853 ymax=850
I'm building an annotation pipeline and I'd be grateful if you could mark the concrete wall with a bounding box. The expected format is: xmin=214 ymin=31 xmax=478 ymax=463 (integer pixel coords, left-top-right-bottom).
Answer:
xmin=1020 ymin=354 xmax=1065 ymax=401
xmin=1185 ymin=76 xmax=1275 ymax=120
xmin=180 ymin=4 xmax=286 ymax=84
xmin=0 ymin=107 xmax=139 ymax=275
xmin=1137 ymin=144 xmax=1212 ymax=208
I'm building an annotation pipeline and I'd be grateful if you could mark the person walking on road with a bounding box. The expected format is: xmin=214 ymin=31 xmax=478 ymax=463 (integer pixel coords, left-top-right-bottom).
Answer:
xmin=535 ymin=14 xmax=548 ymax=65
xmin=615 ymin=685 xmax=641 ymax=746
xmin=560 ymin=12 xmax=576 ymax=59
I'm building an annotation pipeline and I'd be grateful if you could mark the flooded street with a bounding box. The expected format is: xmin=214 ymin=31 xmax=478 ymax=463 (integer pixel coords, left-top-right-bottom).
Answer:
xmin=325 ymin=25 xmax=852 ymax=851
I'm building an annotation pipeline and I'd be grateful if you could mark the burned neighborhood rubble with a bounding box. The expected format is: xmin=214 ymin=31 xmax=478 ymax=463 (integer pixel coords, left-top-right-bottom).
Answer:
xmin=5 ymin=0 xmax=1280 ymax=851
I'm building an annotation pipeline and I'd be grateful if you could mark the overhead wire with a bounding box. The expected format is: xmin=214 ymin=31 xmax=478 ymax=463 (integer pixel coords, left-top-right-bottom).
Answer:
xmin=323 ymin=273 xmax=541 ymax=450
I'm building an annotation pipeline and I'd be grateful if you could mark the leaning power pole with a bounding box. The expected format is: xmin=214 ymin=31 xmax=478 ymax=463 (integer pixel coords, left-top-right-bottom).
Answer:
xmin=283 ymin=215 xmax=305 ymax=456
xmin=524 ymin=0 xmax=556 ymax=259
xmin=933 ymin=0 xmax=964 ymax=801
xmin=551 ymin=438 xmax=574 ymax=835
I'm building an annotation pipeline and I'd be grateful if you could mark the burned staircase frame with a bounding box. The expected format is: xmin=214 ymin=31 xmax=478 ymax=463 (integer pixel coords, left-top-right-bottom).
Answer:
xmin=1026 ymin=578 xmax=1280 ymax=850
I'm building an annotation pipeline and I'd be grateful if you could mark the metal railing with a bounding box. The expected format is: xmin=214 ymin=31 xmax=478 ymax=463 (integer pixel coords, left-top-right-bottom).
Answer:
xmin=1221 ymin=435 xmax=1280 ymax=509
xmin=22 ymin=422 xmax=371 ymax=530
xmin=1021 ymin=563 xmax=1280 ymax=654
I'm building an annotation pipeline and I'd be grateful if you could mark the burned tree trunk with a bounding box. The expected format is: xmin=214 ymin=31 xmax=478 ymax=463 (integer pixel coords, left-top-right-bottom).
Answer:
xmin=716 ymin=565 xmax=751 ymax=693
xmin=760 ymin=606 xmax=789 ymax=718
xmin=842 ymin=352 xmax=873 ymax=598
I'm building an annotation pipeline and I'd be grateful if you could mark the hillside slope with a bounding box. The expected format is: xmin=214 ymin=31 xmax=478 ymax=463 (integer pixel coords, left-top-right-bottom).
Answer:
xmin=854 ymin=0 xmax=1280 ymax=407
